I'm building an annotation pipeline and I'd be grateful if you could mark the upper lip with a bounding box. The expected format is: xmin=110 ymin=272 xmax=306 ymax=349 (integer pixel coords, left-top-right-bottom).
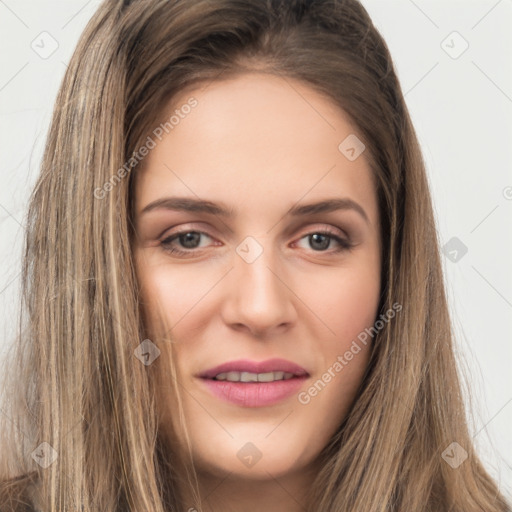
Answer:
xmin=198 ymin=358 xmax=309 ymax=379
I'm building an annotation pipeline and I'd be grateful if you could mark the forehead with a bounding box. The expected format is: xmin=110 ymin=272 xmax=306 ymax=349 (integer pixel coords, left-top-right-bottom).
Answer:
xmin=133 ymin=73 xmax=378 ymax=223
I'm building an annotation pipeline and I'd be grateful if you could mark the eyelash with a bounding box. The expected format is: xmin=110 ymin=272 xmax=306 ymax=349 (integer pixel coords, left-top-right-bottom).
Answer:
xmin=160 ymin=226 xmax=353 ymax=257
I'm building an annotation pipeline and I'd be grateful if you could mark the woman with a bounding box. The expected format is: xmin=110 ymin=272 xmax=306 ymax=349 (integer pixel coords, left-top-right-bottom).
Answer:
xmin=0 ymin=0 xmax=510 ymax=510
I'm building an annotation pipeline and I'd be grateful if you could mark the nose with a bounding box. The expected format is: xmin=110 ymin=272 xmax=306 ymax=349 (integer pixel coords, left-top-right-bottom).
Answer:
xmin=220 ymin=240 xmax=297 ymax=338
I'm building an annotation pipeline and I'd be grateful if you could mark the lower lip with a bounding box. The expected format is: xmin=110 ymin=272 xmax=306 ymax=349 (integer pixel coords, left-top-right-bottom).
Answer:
xmin=199 ymin=377 xmax=307 ymax=407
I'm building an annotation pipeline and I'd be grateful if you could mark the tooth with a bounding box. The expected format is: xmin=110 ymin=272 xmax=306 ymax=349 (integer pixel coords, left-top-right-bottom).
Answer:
xmin=214 ymin=370 xmax=295 ymax=382
xmin=241 ymin=372 xmax=258 ymax=382
xmin=257 ymin=372 xmax=275 ymax=382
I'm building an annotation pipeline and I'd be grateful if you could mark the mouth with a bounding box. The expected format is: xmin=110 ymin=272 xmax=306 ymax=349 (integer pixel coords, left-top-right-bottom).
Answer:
xmin=197 ymin=358 xmax=309 ymax=407
xmin=212 ymin=370 xmax=297 ymax=382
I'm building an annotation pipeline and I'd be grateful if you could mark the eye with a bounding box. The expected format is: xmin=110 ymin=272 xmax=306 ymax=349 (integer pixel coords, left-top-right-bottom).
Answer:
xmin=294 ymin=228 xmax=353 ymax=253
xmin=161 ymin=230 xmax=216 ymax=256
xmin=160 ymin=226 xmax=353 ymax=258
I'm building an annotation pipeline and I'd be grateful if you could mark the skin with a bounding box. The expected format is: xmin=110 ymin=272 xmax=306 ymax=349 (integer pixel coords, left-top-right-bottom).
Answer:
xmin=132 ymin=72 xmax=381 ymax=512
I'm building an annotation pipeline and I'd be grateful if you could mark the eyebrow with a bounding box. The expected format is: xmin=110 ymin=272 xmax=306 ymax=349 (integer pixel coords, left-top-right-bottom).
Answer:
xmin=139 ymin=196 xmax=369 ymax=224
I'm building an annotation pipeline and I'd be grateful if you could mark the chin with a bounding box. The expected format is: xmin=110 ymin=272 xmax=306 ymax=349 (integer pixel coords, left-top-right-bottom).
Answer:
xmin=189 ymin=428 xmax=317 ymax=481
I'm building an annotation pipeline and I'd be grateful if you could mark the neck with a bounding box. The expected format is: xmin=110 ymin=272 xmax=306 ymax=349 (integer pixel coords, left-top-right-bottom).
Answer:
xmin=191 ymin=463 xmax=316 ymax=512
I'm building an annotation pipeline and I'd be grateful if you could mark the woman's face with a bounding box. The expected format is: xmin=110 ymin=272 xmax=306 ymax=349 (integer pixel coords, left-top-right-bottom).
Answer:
xmin=133 ymin=73 xmax=381 ymax=482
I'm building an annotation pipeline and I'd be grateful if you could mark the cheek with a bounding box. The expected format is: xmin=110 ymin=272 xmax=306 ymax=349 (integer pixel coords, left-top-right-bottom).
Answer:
xmin=333 ymin=275 xmax=380 ymax=341
xmin=302 ymin=258 xmax=381 ymax=346
xmin=295 ymin=256 xmax=380 ymax=412
xmin=137 ymin=263 xmax=212 ymax=335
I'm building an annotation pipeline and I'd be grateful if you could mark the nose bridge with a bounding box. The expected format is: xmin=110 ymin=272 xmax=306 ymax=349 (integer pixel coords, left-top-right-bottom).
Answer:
xmin=235 ymin=234 xmax=284 ymax=301
xmin=223 ymin=234 xmax=295 ymax=333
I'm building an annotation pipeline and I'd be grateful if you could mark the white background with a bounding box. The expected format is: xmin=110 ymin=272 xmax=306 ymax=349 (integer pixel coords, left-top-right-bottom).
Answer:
xmin=0 ymin=0 xmax=511 ymax=500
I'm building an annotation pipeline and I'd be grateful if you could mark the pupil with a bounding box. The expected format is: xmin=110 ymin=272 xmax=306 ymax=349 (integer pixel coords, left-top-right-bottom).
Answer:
xmin=310 ymin=233 xmax=329 ymax=250
xmin=180 ymin=232 xmax=200 ymax=248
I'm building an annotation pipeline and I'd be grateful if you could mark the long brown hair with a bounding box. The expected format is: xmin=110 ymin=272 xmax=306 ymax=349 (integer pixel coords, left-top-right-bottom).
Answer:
xmin=1 ymin=0 xmax=510 ymax=510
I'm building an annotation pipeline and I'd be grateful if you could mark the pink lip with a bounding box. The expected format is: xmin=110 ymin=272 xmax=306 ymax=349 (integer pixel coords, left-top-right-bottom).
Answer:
xmin=197 ymin=358 xmax=309 ymax=408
